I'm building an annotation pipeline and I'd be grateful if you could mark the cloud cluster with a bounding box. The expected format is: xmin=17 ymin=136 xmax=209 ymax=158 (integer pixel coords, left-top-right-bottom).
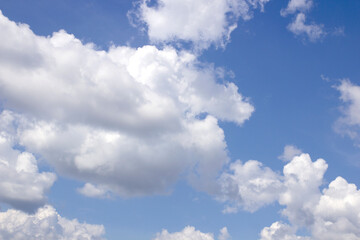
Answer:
xmin=218 ymin=159 xmax=283 ymax=213
xmin=281 ymin=0 xmax=325 ymax=42
xmin=0 ymin=11 xmax=254 ymax=200
xmin=0 ymin=205 xmax=105 ymax=240
xmin=335 ymin=80 xmax=360 ymax=147
xmin=218 ymin=148 xmax=360 ymax=239
xmin=153 ymin=226 xmax=230 ymax=240
xmin=0 ymin=111 xmax=56 ymax=212
xmin=260 ymin=221 xmax=310 ymax=240
xmin=129 ymin=0 xmax=270 ymax=49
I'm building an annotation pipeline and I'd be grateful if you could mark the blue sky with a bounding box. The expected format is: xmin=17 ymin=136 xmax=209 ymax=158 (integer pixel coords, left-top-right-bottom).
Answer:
xmin=0 ymin=0 xmax=359 ymax=239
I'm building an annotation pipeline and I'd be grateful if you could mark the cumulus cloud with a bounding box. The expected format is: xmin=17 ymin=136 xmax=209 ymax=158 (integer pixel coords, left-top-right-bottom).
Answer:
xmin=311 ymin=177 xmax=360 ymax=239
xmin=0 ymin=205 xmax=105 ymax=240
xmin=260 ymin=221 xmax=310 ymax=240
xmin=153 ymin=226 xmax=230 ymax=240
xmin=217 ymin=153 xmax=327 ymax=215
xmin=335 ymin=79 xmax=360 ymax=146
xmin=261 ymin=176 xmax=360 ymax=240
xmin=217 ymin=150 xmax=360 ymax=239
xmin=278 ymin=145 xmax=302 ymax=162
xmin=0 ymin=112 xmax=56 ymax=212
xmin=129 ymin=0 xmax=271 ymax=49
xmin=218 ymin=160 xmax=283 ymax=213
xmin=0 ymin=11 xmax=254 ymax=198
xmin=287 ymin=13 xmax=325 ymax=42
xmin=279 ymin=154 xmax=328 ymax=226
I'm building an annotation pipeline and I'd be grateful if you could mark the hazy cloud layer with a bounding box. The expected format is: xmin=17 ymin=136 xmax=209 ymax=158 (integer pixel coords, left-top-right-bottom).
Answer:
xmin=130 ymin=0 xmax=270 ymax=49
xmin=0 ymin=205 xmax=105 ymax=240
xmin=0 ymin=11 xmax=253 ymax=198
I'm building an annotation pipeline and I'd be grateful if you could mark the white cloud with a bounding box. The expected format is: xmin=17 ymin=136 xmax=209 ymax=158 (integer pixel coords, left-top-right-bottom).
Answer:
xmin=279 ymin=154 xmax=328 ymax=226
xmin=216 ymin=152 xmax=328 ymax=220
xmin=0 ymin=112 xmax=56 ymax=212
xmin=281 ymin=0 xmax=313 ymax=16
xmin=129 ymin=0 xmax=270 ymax=49
xmin=335 ymin=80 xmax=360 ymax=146
xmin=260 ymin=221 xmax=310 ymax=240
xmin=281 ymin=0 xmax=326 ymax=42
xmin=77 ymin=183 xmax=110 ymax=199
xmin=0 ymin=205 xmax=105 ymax=240
xmin=218 ymin=160 xmax=283 ymax=213
xmin=287 ymin=13 xmax=325 ymax=42
xmin=217 ymin=153 xmax=328 ymax=216
xmin=262 ymin=176 xmax=360 ymax=240
xmin=278 ymin=145 xmax=302 ymax=162
xmin=216 ymin=149 xmax=360 ymax=239
xmin=312 ymin=177 xmax=360 ymax=240
xmin=153 ymin=226 xmax=230 ymax=240
xmin=247 ymin=151 xmax=360 ymax=239
xmin=218 ymin=227 xmax=231 ymax=240
xmin=0 ymin=11 xmax=254 ymax=198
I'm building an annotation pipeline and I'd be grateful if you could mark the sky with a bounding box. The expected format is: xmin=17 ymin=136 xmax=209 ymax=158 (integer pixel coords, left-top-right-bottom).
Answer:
xmin=0 ymin=0 xmax=359 ymax=239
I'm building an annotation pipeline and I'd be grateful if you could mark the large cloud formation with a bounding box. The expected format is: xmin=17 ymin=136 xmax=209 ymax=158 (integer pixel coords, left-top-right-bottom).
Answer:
xmin=0 ymin=205 xmax=105 ymax=240
xmin=0 ymin=10 xmax=254 ymax=199
xmin=129 ymin=0 xmax=270 ymax=49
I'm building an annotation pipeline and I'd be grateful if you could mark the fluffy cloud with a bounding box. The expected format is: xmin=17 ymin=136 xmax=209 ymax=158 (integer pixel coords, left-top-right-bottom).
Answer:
xmin=262 ymin=176 xmax=360 ymax=240
xmin=287 ymin=13 xmax=325 ymax=42
xmin=260 ymin=222 xmax=310 ymax=240
xmin=153 ymin=226 xmax=230 ymax=240
xmin=312 ymin=177 xmax=360 ymax=239
xmin=335 ymin=80 xmax=360 ymax=146
xmin=278 ymin=145 xmax=302 ymax=162
xmin=281 ymin=0 xmax=313 ymax=16
xmin=0 ymin=205 xmax=105 ymax=240
xmin=0 ymin=11 xmax=254 ymax=198
xmin=221 ymin=151 xmax=360 ymax=239
xmin=130 ymin=0 xmax=270 ymax=49
xmin=0 ymin=112 xmax=56 ymax=212
xmin=279 ymin=154 xmax=328 ymax=226
xmin=218 ymin=160 xmax=283 ymax=213
xmin=217 ymin=153 xmax=327 ymax=216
